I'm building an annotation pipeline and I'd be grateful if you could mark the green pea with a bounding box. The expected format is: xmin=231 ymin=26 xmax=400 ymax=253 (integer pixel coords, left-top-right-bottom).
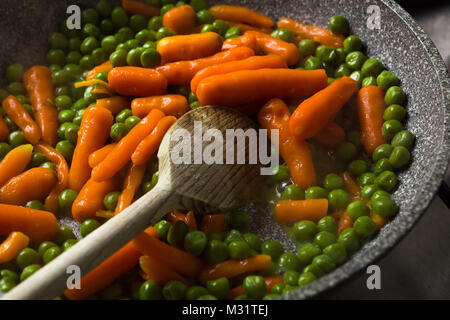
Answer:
xmin=224 ymin=229 xmax=243 ymax=244
xmin=353 ymin=216 xmax=377 ymax=238
xmin=42 ymin=246 xmax=62 ymax=264
xmin=373 ymin=144 xmax=394 ymax=162
xmin=347 ymin=200 xmax=370 ymax=222
xmin=271 ymin=28 xmax=295 ymax=43
xmin=83 ymin=23 xmax=101 ymax=38
xmin=207 ymin=232 xmax=224 ymax=242
xmin=362 ymin=76 xmax=377 ymax=87
xmin=344 ymin=35 xmax=363 ymax=53
xmin=92 ymin=48 xmax=108 ymax=65
xmin=38 ymin=241 xmax=58 ymax=258
xmin=348 ymin=160 xmax=369 ymax=177
xmin=269 ymin=283 xmax=285 ymax=295
xmin=0 ymin=269 xmax=19 ymax=283
xmin=30 ymin=152 xmax=45 ymax=167
xmin=334 ymin=63 xmax=352 ymax=78
xmin=111 ymin=6 xmax=129 ymax=27
xmin=291 ymin=221 xmax=318 ymax=244
xmin=328 ymin=189 xmax=350 ymax=210
xmin=96 ymin=71 xmax=109 ymax=82
xmin=47 ymin=49 xmax=66 ymax=66
xmin=385 ymin=86 xmax=406 ymax=106
xmin=56 ymin=140 xmax=74 ymax=160
xmin=58 ymin=189 xmax=77 ymax=213
xmin=271 ymin=164 xmax=290 ymax=182
xmin=72 ymin=98 xmax=89 ymax=111
xmin=198 ymin=294 xmax=218 ymax=300
xmin=80 ymin=36 xmax=99 ymax=55
xmin=323 ymin=243 xmax=347 ymax=265
xmin=101 ymin=36 xmax=118 ymax=54
xmin=361 ymin=58 xmax=384 ymax=77
xmin=281 ymin=270 xmax=299 ymax=287
xmin=317 ymin=216 xmax=338 ymax=234
xmin=6 ymin=63 xmax=24 ymax=82
xmin=148 ymin=16 xmax=163 ymax=31
xmin=224 ymin=26 xmax=241 ymax=39
xmin=140 ymin=48 xmax=161 ymax=68
xmin=64 ymin=123 xmax=79 ymax=144
xmin=303 ymin=263 xmax=325 ymax=278
xmin=358 ymin=172 xmax=376 ymax=187
xmin=4 ymin=116 xmax=18 ymax=131
xmin=9 ymin=131 xmax=27 ymax=147
xmin=125 ymin=48 xmax=142 ymax=67
xmin=80 ymin=219 xmax=101 ymax=237
xmin=156 ymin=27 xmax=177 ymax=40
xmin=7 ymin=82 xmax=25 ymax=95
xmin=243 ymin=233 xmax=261 ymax=252
xmin=323 ymin=173 xmax=345 ymax=190
xmin=190 ymin=101 xmax=201 ymax=109
xmin=228 ymin=241 xmax=250 ymax=260
xmin=382 ymin=120 xmax=404 ymax=141
xmin=212 ymin=20 xmax=229 ymax=36
xmin=96 ymin=0 xmax=113 ymax=17
xmin=68 ymin=37 xmax=82 ymax=51
xmin=384 ymin=104 xmax=406 ymax=122
xmin=162 ymin=280 xmax=187 ymax=300
xmin=142 ymin=41 xmax=157 ymax=49
xmin=336 ymin=142 xmax=357 ymax=162
xmin=338 ymin=228 xmax=359 ymax=252
xmin=304 ymin=57 xmax=322 ymax=70
xmin=206 ymin=277 xmax=230 ymax=300
xmin=184 ymin=230 xmax=207 ymax=256
xmin=314 ymin=231 xmax=337 ymax=250
xmin=16 ymin=248 xmax=40 ymax=269
xmin=345 ymin=51 xmax=367 ymax=70
xmin=360 ymin=184 xmax=380 ymax=202
xmin=100 ymin=20 xmax=114 ymax=37
xmin=190 ymin=0 xmax=208 ymax=11
xmin=167 ymin=220 xmax=189 ymax=247
xmin=79 ymin=55 xmax=95 ymax=70
xmin=186 ymin=286 xmax=208 ymax=300
xmin=329 ymin=15 xmax=349 ymax=35
xmin=0 ymin=143 xmax=12 ymax=160
xmin=375 ymin=170 xmax=397 ymax=192
xmin=243 ymin=275 xmax=267 ymax=299
xmin=391 ymin=130 xmax=415 ymax=150
xmin=205 ymin=240 xmax=228 ymax=264
xmin=298 ymin=272 xmax=317 ymax=287
xmin=298 ymin=39 xmax=317 ymax=58
xmin=373 ymin=158 xmax=392 ymax=176
xmin=104 ymin=192 xmax=120 ymax=211
xmin=376 ymin=70 xmax=400 ymax=90
xmin=110 ymin=49 xmax=128 ymax=67
xmin=154 ymin=220 xmax=171 ymax=240
xmin=139 ymin=280 xmax=163 ymax=300
xmin=0 ymin=89 xmax=9 ymax=102
xmin=278 ymin=252 xmax=301 ymax=271
xmin=82 ymin=7 xmax=100 ymax=25
xmin=116 ymin=27 xmax=134 ymax=43
xmin=20 ymin=264 xmax=41 ymax=282
xmin=316 ymin=45 xmax=337 ymax=64
xmin=25 ymin=200 xmax=45 ymax=210
xmin=297 ymin=243 xmax=321 ymax=266
xmin=201 ymin=24 xmax=218 ymax=33
xmin=261 ymin=240 xmax=284 ymax=261
xmin=55 ymin=95 xmax=72 ymax=110
xmin=227 ymin=211 xmax=250 ymax=232
xmin=62 ymin=239 xmax=78 ymax=251
xmin=129 ymin=14 xmax=147 ymax=32
xmin=389 ymin=146 xmax=411 ymax=169
xmin=110 ymin=123 xmax=128 ymax=142
xmin=281 ymin=185 xmax=305 ymax=201
xmin=305 ymin=186 xmax=328 ymax=199
xmin=123 ymin=116 xmax=140 ymax=131
xmin=263 ymin=294 xmax=279 ymax=300
xmin=370 ymin=195 xmax=398 ymax=217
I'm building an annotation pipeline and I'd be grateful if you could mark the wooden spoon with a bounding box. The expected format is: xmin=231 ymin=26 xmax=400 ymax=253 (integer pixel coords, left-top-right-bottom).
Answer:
xmin=3 ymin=106 xmax=263 ymax=300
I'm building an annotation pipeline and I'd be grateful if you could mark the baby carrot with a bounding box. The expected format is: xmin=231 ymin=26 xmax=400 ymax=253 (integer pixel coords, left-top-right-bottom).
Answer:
xmin=200 ymin=214 xmax=228 ymax=234
xmin=186 ymin=211 xmax=197 ymax=231
xmin=222 ymin=33 xmax=259 ymax=53
xmin=131 ymin=116 xmax=176 ymax=165
xmin=338 ymin=212 xmax=353 ymax=234
xmin=227 ymin=276 xmax=283 ymax=300
xmin=358 ymin=86 xmax=388 ymax=156
xmin=289 ymin=76 xmax=358 ymax=140
xmin=225 ymin=21 xmax=274 ymax=35
xmin=210 ymin=5 xmax=274 ymax=28
xmin=64 ymin=242 xmax=141 ymax=300
xmin=274 ymin=199 xmax=328 ymax=224
xmin=312 ymin=122 xmax=346 ymax=149
xmin=131 ymin=94 xmax=188 ymax=118
xmin=95 ymin=96 xmax=130 ymax=116
xmin=258 ymin=99 xmax=317 ymax=189
xmin=162 ymin=5 xmax=197 ymax=34
xmin=23 ymin=65 xmax=58 ymax=146
xmin=278 ymin=18 xmax=345 ymax=48
xmin=120 ymin=0 xmax=160 ymax=18
xmin=114 ymin=163 xmax=146 ymax=214
xmin=133 ymin=232 xmax=203 ymax=277
xmin=157 ymin=32 xmax=222 ymax=64
xmin=0 ymin=144 xmax=33 ymax=187
xmin=0 ymin=204 xmax=57 ymax=243
xmin=92 ymin=109 xmax=165 ymax=182
xmin=197 ymin=69 xmax=328 ymax=107
xmin=198 ymin=254 xmax=271 ymax=284
xmin=0 ymin=167 xmax=57 ymax=205
xmin=156 ymin=46 xmax=255 ymax=85
xmin=191 ymin=54 xmax=287 ymax=93
xmin=108 ymin=67 xmax=167 ymax=97
xmin=69 ymin=106 xmax=113 ymax=192
xmin=2 ymin=95 xmax=41 ymax=145
xmin=85 ymin=61 xmax=112 ymax=80
xmin=166 ymin=210 xmax=186 ymax=224
xmin=34 ymin=143 xmax=69 ymax=212
xmin=371 ymin=210 xmax=389 ymax=229
xmin=139 ymin=255 xmax=187 ymax=285
xmin=71 ymin=176 xmax=119 ymax=222
xmin=0 ymin=115 xmax=10 ymax=142
xmin=245 ymin=31 xmax=300 ymax=66
xmin=0 ymin=232 xmax=30 ymax=264
xmin=341 ymin=171 xmax=361 ymax=199
xmin=88 ymin=143 xmax=117 ymax=169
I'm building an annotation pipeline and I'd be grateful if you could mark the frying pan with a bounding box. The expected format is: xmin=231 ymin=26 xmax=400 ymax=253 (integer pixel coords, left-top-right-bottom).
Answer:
xmin=0 ymin=0 xmax=449 ymax=300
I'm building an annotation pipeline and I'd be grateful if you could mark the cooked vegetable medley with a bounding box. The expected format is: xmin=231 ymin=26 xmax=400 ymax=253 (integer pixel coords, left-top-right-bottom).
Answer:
xmin=0 ymin=0 xmax=414 ymax=300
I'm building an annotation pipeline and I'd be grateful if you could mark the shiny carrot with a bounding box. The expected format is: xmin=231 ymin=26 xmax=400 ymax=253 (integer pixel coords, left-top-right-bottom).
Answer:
xmin=139 ymin=255 xmax=187 ymax=285
xmin=289 ymin=76 xmax=358 ymax=140
xmin=69 ymin=106 xmax=113 ymax=192
xmin=96 ymin=96 xmax=130 ymax=115
xmin=114 ymin=163 xmax=146 ymax=214
xmin=120 ymin=0 xmax=160 ymax=17
xmin=227 ymin=276 xmax=283 ymax=300
xmin=210 ymin=5 xmax=274 ymax=28
xmin=338 ymin=212 xmax=353 ymax=234
xmin=0 ymin=167 xmax=57 ymax=205
xmin=88 ymin=143 xmax=117 ymax=169
xmin=185 ymin=211 xmax=197 ymax=231
xmin=23 ymin=65 xmax=58 ymax=146
xmin=191 ymin=54 xmax=287 ymax=93
xmin=0 ymin=232 xmax=30 ymax=264
xmin=131 ymin=95 xmax=188 ymax=118
xmin=0 ymin=144 xmax=33 ymax=187
xmin=200 ymin=214 xmax=228 ymax=234
xmin=278 ymin=18 xmax=345 ymax=48
xmin=34 ymin=143 xmax=69 ymax=212
xmin=157 ymin=32 xmax=222 ymax=64
xmin=0 ymin=115 xmax=10 ymax=142
xmin=225 ymin=21 xmax=274 ymax=34
xmin=358 ymin=86 xmax=388 ymax=156
xmin=108 ymin=67 xmax=167 ymax=97
xmin=341 ymin=171 xmax=361 ymax=199
xmin=245 ymin=31 xmax=299 ymax=66
xmin=162 ymin=4 xmax=197 ymax=34
xmin=131 ymin=116 xmax=176 ymax=165
xmin=222 ymin=33 xmax=259 ymax=53
xmin=312 ymin=122 xmax=346 ymax=149
xmin=2 ymin=95 xmax=41 ymax=145
xmin=0 ymin=204 xmax=57 ymax=243
xmin=92 ymin=109 xmax=165 ymax=182
xmin=85 ymin=61 xmax=112 ymax=80
xmin=166 ymin=210 xmax=187 ymax=224
xmin=133 ymin=232 xmax=203 ymax=277
xmin=258 ymin=99 xmax=317 ymax=189
xmin=156 ymin=46 xmax=255 ymax=85
xmin=65 ymin=242 xmax=141 ymax=300
xmin=274 ymin=199 xmax=328 ymax=224
xmin=198 ymin=255 xmax=271 ymax=284
xmin=197 ymin=69 xmax=327 ymax=107
xmin=71 ymin=176 xmax=118 ymax=222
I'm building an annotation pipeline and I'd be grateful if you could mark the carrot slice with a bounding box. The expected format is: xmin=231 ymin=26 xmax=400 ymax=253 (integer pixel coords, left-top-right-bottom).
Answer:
xmin=338 ymin=212 xmax=353 ymax=234
xmin=114 ymin=163 xmax=146 ymax=214
xmin=0 ymin=232 xmax=30 ymax=264
xmin=108 ymin=67 xmax=167 ymax=97
xmin=0 ymin=144 xmax=33 ymax=187
xmin=200 ymin=214 xmax=228 ymax=234
xmin=131 ymin=95 xmax=188 ymax=118
xmin=210 ymin=5 xmax=274 ymax=28
xmin=274 ymin=199 xmax=328 ymax=224
xmin=341 ymin=171 xmax=361 ymax=199
xmin=185 ymin=211 xmax=197 ymax=231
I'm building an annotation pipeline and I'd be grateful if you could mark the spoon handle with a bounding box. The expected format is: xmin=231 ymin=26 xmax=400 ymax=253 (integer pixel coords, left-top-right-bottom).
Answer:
xmin=2 ymin=184 xmax=180 ymax=300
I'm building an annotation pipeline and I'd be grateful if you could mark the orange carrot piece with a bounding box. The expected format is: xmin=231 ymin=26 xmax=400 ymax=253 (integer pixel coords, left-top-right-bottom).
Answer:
xmin=23 ymin=66 xmax=58 ymax=146
xmin=289 ymin=76 xmax=358 ymax=140
xmin=92 ymin=109 xmax=165 ymax=182
xmin=131 ymin=95 xmax=188 ymax=118
xmin=358 ymin=86 xmax=388 ymax=156
xmin=108 ymin=67 xmax=167 ymax=97
xmin=120 ymin=0 xmax=160 ymax=17
xmin=85 ymin=61 xmax=113 ymax=80
xmin=133 ymin=232 xmax=203 ymax=277
xmin=156 ymin=46 xmax=255 ymax=85
xmin=166 ymin=210 xmax=187 ymax=224
xmin=198 ymin=255 xmax=271 ymax=284
xmin=185 ymin=211 xmax=197 ymax=231
xmin=191 ymin=54 xmax=287 ymax=93
xmin=0 ymin=204 xmax=57 ymax=243
xmin=144 ymin=226 xmax=159 ymax=238
xmin=71 ymin=176 xmax=119 ymax=222
xmin=157 ymin=32 xmax=223 ymax=64
xmin=338 ymin=212 xmax=353 ymax=234
xmin=222 ymin=33 xmax=259 ymax=53
xmin=341 ymin=171 xmax=361 ymax=199
xmin=200 ymin=214 xmax=228 ymax=234
xmin=65 ymin=242 xmax=141 ymax=300
xmin=2 ymin=95 xmax=41 ymax=145
xmin=114 ymin=163 xmax=146 ymax=214
xmin=0 ymin=232 xmax=30 ymax=264
xmin=69 ymin=106 xmax=113 ymax=192
xmin=274 ymin=199 xmax=328 ymax=224
xmin=0 ymin=144 xmax=33 ymax=187
xmin=312 ymin=122 xmax=346 ymax=149
xmin=278 ymin=18 xmax=345 ymax=48
xmin=0 ymin=115 xmax=10 ymax=142
xmin=197 ymin=69 xmax=327 ymax=108
xmin=227 ymin=276 xmax=283 ymax=300
xmin=34 ymin=143 xmax=69 ymax=212
xmin=162 ymin=5 xmax=197 ymax=34
xmin=210 ymin=5 xmax=274 ymax=28
xmin=95 ymin=96 xmax=130 ymax=115
xmin=370 ymin=210 xmax=389 ymax=229
xmin=131 ymin=116 xmax=176 ymax=165
xmin=139 ymin=255 xmax=187 ymax=285
xmin=258 ymin=99 xmax=317 ymax=189
xmin=225 ymin=21 xmax=274 ymax=34
xmin=88 ymin=143 xmax=117 ymax=169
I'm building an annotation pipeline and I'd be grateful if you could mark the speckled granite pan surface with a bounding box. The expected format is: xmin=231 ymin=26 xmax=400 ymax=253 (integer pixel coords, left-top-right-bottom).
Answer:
xmin=0 ymin=0 xmax=449 ymax=299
